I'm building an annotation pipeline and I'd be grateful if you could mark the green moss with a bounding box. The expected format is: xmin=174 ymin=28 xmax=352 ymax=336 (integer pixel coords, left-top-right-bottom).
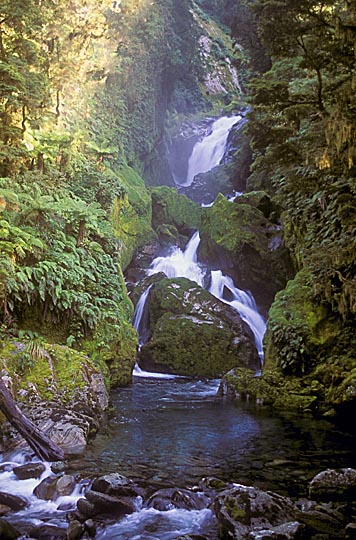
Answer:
xmin=0 ymin=339 xmax=104 ymax=403
xmin=112 ymin=165 xmax=155 ymax=270
xmin=140 ymin=277 xmax=259 ymax=377
xmin=264 ymin=268 xmax=341 ymax=375
xmin=150 ymin=186 xmax=202 ymax=233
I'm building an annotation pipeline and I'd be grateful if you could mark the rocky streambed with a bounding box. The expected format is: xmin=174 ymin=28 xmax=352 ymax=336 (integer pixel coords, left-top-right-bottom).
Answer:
xmin=0 ymin=456 xmax=355 ymax=540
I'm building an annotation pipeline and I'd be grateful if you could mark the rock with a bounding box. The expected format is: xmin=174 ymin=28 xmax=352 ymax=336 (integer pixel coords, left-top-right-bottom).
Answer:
xmin=151 ymin=186 xmax=202 ymax=234
xmin=84 ymin=489 xmax=135 ymax=517
xmin=84 ymin=519 xmax=96 ymax=536
xmin=56 ymin=474 xmax=76 ymax=497
xmin=139 ymin=277 xmax=260 ymax=377
xmin=297 ymin=506 xmax=346 ymax=535
xmin=0 ymin=519 xmax=20 ymax=539
xmin=345 ymin=523 xmax=356 ymax=538
xmin=147 ymin=488 xmax=209 ymax=511
xmin=51 ymin=462 xmax=67 ymax=474
xmin=0 ymin=504 xmax=11 ymax=516
xmin=179 ymin=165 xmax=234 ymax=206
xmin=91 ymin=473 xmax=141 ymax=498
xmin=247 ymin=521 xmax=304 ymax=540
xmin=33 ymin=476 xmax=58 ymax=501
xmin=29 ymin=523 xmax=67 ymax=539
xmin=77 ymin=498 xmax=95 ymax=518
xmin=66 ymin=520 xmax=83 ymax=540
xmin=214 ymin=484 xmax=297 ymax=539
xmin=0 ymin=491 xmax=27 ymax=510
xmin=309 ymin=468 xmax=356 ymax=501
xmin=13 ymin=462 xmax=46 ymax=480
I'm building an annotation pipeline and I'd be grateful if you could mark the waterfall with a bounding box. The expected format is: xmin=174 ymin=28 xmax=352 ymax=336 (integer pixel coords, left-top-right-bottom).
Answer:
xmin=147 ymin=232 xmax=205 ymax=287
xmin=209 ymin=271 xmax=266 ymax=361
xmin=178 ymin=115 xmax=241 ymax=187
xmin=132 ymin=284 xmax=153 ymax=348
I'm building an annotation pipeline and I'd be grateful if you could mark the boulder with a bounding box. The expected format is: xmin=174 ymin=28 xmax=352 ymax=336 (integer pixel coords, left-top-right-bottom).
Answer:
xmin=247 ymin=521 xmax=304 ymax=540
xmin=150 ymin=186 xmax=202 ymax=235
xmin=139 ymin=277 xmax=260 ymax=377
xmin=147 ymin=488 xmax=209 ymax=511
xmin=309 ymin=468 xmax=356 ymax=501
xmin=91 ymin=473 xmax=141 ymax=498
xmin=84 ymin=489 xmax=136 ymax=517
xmin=33 ymin=476 xmax=58 ymax=501
xmin=214 ymin=484 xmax=297 ymax=539
xmin=0 ymin=492 xmax=27 ymax=511
xmin=0 ymin=519 xmax=20 ymax=540
xmin=56 ymin=474 xmax=76 ymax=497
xmin=66 ymin=520 xmax=84 ymax=540
xmin=13 ymin=462 xmax=46 ymax=480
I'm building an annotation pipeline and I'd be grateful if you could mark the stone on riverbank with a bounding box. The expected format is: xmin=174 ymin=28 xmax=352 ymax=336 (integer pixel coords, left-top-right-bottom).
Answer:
xmin=309 ymin=468 xmax=356 ymax=502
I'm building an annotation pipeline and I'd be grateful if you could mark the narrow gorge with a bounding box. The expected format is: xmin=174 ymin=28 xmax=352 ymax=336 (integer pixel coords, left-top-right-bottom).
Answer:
xmin=0 ymin=1 xmax=355 ymax=539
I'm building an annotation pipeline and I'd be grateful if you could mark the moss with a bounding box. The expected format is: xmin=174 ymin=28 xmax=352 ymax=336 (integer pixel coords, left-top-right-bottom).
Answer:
xmin=112 ymin=165 xmax=155 ymax=270
xmin=0 ymin=339 xmax=104 ymax=403
xmin=264 ymin=268 xmax=342 ymax=375
xmin=140 ymin=277 xmax=260 ymax=377
xmin=150 ymin=186 xmax=202 ymax=233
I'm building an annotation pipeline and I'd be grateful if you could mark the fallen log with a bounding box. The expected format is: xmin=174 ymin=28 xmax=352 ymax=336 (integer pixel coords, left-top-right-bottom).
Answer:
xmin=0 ymin=378 xmax=64 ymax=461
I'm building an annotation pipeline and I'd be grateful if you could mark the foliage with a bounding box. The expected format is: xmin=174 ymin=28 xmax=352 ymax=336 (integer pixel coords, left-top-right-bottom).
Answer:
xmin=242 ymin=0 xmax=356 ymax=325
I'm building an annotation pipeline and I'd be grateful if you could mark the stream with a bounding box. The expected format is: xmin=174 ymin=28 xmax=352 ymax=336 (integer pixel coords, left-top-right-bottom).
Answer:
xmin=0 ymin=115 xmax=355 ymax=539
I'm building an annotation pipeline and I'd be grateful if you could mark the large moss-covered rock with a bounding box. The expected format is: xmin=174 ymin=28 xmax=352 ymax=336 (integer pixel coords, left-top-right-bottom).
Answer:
xmin=219 ymin=268 xmax=356 ymax=414
xmin=264 ymin=268 xmax=341 ymax=375
xmin=150 ymin=186 xmax=202 ymax=234
xmin=199 ymin=194 xmax=293 ymax=312
xmin=139 ymin=277 xmax=260 ymax=377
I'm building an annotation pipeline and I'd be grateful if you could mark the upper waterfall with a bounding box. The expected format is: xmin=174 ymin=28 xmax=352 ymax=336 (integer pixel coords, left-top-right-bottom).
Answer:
xmin=178 ymin=115 xmax=241 ymax=187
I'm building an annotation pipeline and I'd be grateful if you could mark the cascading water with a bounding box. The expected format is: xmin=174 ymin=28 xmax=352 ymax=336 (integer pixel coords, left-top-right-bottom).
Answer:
xmin=147 ymin=231 xmax=204 ymax=286
xmin=132 ymin=284 xmax=153 ymax=348
xmin=178 ymin=116 xmax=241 ymax=187
xmin=209 ymin=270 xmax=266 ymax=361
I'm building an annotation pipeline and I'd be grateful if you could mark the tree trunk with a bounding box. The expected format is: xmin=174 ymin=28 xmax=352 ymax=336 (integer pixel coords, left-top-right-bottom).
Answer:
xmin=0 ymin=378 xmax=64 ymax=461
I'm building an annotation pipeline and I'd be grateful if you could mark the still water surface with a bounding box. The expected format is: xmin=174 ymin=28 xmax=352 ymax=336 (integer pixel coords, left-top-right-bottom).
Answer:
xmin=70 ymin=377 xmax=355 ymax=497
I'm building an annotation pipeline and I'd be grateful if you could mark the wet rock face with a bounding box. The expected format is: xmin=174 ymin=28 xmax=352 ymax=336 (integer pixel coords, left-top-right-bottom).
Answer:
xmin=139 ymin=277 xmax=260 ymax=377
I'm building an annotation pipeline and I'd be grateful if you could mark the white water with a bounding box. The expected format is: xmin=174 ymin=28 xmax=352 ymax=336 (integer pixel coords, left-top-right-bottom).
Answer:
xmin=147 ymin=231 xmax=205 ymax=287
xmin=209 ymin=270 xmax=266 ymax=361
xmin=179 ymin=115 xmax=241 ymax=187
xmin=97 ymin=506 xmax=215 ymax=540
xmin=0 ymin=451 xmax=82 ymax=528
xmin=132 ymin=284 xmax=153 ymax=348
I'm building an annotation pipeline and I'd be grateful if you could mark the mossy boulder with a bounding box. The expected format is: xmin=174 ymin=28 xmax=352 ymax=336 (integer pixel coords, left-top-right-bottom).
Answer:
xmin=219 ymin=368 xmax=319 ymax=412
xmin=150 ymin=186 xmax=202 ymax=235
xmin=139 ymin=277 xmax=260 ymax=377
xmin=220 ymin=268 xmax=356 ymax=414
xmin=199 ymin=194 xmax=293 ymax=313
xmin=264 ymin=268 xmax=342 ymax=375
